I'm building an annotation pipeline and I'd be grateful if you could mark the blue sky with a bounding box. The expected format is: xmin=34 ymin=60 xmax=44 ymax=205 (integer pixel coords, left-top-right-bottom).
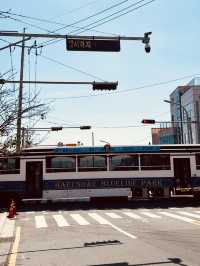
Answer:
xmin=1 ymin=0 xmax=200 ymax=146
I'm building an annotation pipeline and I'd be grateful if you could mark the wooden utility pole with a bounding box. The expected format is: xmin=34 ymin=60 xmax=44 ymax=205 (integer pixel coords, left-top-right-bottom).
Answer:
xmin=16 ymin=28 xmax=26 ymax=153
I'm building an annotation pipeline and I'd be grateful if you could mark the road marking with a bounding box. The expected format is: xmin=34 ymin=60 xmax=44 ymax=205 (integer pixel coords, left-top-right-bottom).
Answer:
xmin=105 ymin=212 xmax=122 ymax=219
xmin=177 ymin=211 xmax=200 ymax=219
xmin=88 ymin=213 xmax=110 ymax=224
xmin=25 ymin=211 xmax=35 ymax=214
xmin=7 ymin=226 xmax=21 ymax=266
xmin=140 ymin=212 xmax=161 ymax=218
xmin=0 ymin=218 xmax=15 ymax=238
xmin=70 ymin=214 xmax=90 ymax=225
xmin=35 ymin=215 xmax=47 ymax=228
xmin=195 ymin=211 xmax=200 ymax=213
xmin=88 ymin=213 xmax=137 ymax=239
xmin=123 ymin=211 xmax=148 ymax=222
xmin=53 ymin=214 xmax=70 ymax=227
xmin=160 ymin=211 xmax=197 ymax=224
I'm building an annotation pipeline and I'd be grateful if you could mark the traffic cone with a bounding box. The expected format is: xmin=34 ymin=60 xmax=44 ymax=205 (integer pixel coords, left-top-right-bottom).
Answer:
xmin=7 ymin=205 xmax=14 ymax=219
xmin=7 ymin=200 xmax=16 ymax=219
xmin=11 ymin=200 xmax=17 ymax=216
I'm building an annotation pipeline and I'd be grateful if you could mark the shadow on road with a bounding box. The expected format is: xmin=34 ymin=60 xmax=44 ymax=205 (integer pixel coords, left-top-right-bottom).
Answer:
xmin=88 ymin=257 xmax=188 ymax=266
xmin=0 ymin=197 xmax=199 ymax=213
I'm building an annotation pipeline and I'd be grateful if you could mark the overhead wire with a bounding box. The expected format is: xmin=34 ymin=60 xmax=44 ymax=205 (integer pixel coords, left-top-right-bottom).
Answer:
xmin=0 ymin=0 xmax=101 ymax=27
xmin=70 ymin=0 xmax=156 ymax=35
xmin=45 ymin=73 xmax=200 ymax=101
xmin=0 ymin=9 xmax=118 ymax=37
xmin=40 ymin=53 xmax=106 ymax=81
xmin=39 ymin=0 xmax=155 ymax=48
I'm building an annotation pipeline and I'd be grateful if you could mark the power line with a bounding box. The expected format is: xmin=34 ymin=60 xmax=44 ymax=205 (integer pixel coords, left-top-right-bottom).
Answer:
xmin=71 ymin=0 xmax=156 ymax=35
xmin=0 ymin=0 xmax=131 ymax=47
xmin=37 ymin=0 xmax=136 ymax=47
xmin=0 ymin=9 xmax=118 ymax=37
xmin=50 ymin=0 xmax=102 ymax=19
xmin=47 ymin=0 xmax=131 ymax=33
xmin=40 ymin=0 xmax=154 ymax=48
xmin=40 ymin=53 xmax=106 ymax=82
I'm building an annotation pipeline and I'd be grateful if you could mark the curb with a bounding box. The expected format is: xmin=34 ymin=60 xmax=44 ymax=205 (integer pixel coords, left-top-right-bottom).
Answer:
xmin=0 ymin=212 xmax=16 ymax=266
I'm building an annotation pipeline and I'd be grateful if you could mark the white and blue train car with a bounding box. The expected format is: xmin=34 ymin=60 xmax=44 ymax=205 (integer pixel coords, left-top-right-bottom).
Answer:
xmin=1 ymin=144 xmax=200 ymax=202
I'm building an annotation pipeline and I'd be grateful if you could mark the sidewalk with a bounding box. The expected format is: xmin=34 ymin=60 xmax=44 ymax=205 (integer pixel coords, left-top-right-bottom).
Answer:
xmin=0 ymin=211 xmax=16 ymax=265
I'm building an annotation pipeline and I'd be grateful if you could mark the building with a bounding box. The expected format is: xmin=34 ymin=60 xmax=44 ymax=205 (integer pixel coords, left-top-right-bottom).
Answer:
xmin=169 ymin=77 xmax=200 ymax=144
xmin=151 ymin=127 xmax=177 ymax=144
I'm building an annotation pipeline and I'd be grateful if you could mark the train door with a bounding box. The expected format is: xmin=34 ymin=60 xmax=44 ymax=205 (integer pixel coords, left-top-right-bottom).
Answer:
xmin=26 ymin=161 xmax=43 ymax=198
xmin=173 ymin=158 xmax=191 ymax=190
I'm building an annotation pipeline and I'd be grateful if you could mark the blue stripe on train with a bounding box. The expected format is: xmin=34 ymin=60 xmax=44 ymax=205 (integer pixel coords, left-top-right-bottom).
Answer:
xmin=54 ymin=145 xmax=160 ymax=154
xmin=0 ymin=181 xmax=25 ymax=192
xmin=44 ymin=177 xmax=174 ymax=190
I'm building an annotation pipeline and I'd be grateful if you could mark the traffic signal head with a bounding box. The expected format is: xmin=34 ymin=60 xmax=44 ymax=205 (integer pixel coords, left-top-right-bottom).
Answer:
xmin=51 ymin=127 xmax=63 ymax=131
xmin=93 ymin=82 xmax=118 ymax=91
xmin=141 ymin=119 xmax=155 ymax=124
xmin=80 ymin=126 xmax=91 ymax=130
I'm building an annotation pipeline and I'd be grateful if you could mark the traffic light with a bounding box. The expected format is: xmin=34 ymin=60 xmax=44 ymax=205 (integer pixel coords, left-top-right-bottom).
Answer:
xmin=141 ymin=119 xmax=155 ymax=124
xmin=80 ymin=126 xmax=91 ymax=130
xmin=51 ymin=127 xmax=63 ymax=131
xmin=93 ymin=82 xmax=118 ymax=91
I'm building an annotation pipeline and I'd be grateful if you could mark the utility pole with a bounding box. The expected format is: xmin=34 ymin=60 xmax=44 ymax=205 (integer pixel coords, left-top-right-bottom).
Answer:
xmin=16 ymin=28 xmax=26 ymax=153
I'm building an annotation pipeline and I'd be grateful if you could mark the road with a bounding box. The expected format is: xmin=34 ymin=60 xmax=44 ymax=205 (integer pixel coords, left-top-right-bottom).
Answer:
xmin=5 ymin=199 xmax=200 ymax=266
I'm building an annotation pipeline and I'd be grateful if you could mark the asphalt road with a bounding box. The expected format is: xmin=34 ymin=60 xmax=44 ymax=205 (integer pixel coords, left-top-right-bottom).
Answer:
xmin=5 ymin=199 xmax=200 ymax=266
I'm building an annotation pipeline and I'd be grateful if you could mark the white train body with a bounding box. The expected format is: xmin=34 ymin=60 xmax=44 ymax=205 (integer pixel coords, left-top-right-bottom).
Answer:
xmin=1 ymin=144 xmax=200 ymax=201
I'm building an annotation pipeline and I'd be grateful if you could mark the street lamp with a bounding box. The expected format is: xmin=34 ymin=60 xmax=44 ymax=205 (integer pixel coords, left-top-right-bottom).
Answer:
xmin=163 ymin=99 xmax=193 ymax=144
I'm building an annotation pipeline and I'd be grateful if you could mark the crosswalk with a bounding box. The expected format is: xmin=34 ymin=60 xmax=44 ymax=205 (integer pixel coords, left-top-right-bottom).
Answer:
xmin=21 ymin=208 xmax=200 ymax=229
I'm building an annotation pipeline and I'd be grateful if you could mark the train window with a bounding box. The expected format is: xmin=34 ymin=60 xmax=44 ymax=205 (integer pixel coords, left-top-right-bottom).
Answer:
xmin=78 ymin=155 xmax=107 ymax=171
xmin=110 ymin=155 xmax=139 ymax=171
xmin=0 ymin=158 xmax=20 ymax=174
xmin=195 ymin=154 xmax=200 ymax=169
xmin=46 ymin=156 xmax=76 ymax=172
xmin=140 ymin=154 xmax=171 ymax=170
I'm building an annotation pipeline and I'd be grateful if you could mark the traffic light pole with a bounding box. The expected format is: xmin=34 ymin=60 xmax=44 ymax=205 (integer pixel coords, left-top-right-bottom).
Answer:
xmin=0 ymin=30 xmax=151 ymax=152
xmin=0 ymin=31 xmax=151 ymax=42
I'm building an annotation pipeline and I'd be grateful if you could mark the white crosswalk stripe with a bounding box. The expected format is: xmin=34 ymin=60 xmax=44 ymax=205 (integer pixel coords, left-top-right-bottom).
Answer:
xmin=27 ymin=209 xmax=200 ymax=230
xmin=140 ymin=211 xmax=161 ymax=218
xmin=177 ymin=211 xmax=200 ymax=219
xmin=159 ymin=211 xmax=196 ymax=224
xmin=35 ymin=215 xmax=47 ymax=228
xmin=105 ymin=212 xmax=122 ymax=219
xmin=88 ymin=213 xmax=110 ymax=224
xmin=53 ymin=214 xmax=70 ymax=227
xmin=123 ymin=212 xmax=145 ymax=220
xmin=70 ymin=214 xmax=90 ymax=225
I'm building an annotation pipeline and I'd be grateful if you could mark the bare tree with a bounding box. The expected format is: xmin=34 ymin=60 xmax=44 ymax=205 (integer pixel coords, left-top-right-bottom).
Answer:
xmin=0 ymin=77 xmax=49 ymax=151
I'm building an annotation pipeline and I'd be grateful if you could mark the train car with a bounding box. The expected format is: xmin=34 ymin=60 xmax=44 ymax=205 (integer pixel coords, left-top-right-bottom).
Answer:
xmin=0 ymin=144 xmax=200 ymax=202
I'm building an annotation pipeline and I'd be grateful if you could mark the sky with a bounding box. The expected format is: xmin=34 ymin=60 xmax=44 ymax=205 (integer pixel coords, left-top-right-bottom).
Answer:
xmin=0 ymin=0 xmax=200 ymax=147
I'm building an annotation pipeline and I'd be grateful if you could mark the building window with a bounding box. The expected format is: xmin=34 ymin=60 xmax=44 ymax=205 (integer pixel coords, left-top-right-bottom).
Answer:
xmin=195 ymin=154 xmax=200 ymax=170
xmin=0 ymin=158 xmax=20 ymax=174
xmin=46 ymin=156 xmax=76 ymax=172
xmin=140 ymin=154 xmax=170 ymax=170
xmin=110 ymin=155 xmax=139 ymax=171
xmin=78 ymin=155 xmax=107 ymax=171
